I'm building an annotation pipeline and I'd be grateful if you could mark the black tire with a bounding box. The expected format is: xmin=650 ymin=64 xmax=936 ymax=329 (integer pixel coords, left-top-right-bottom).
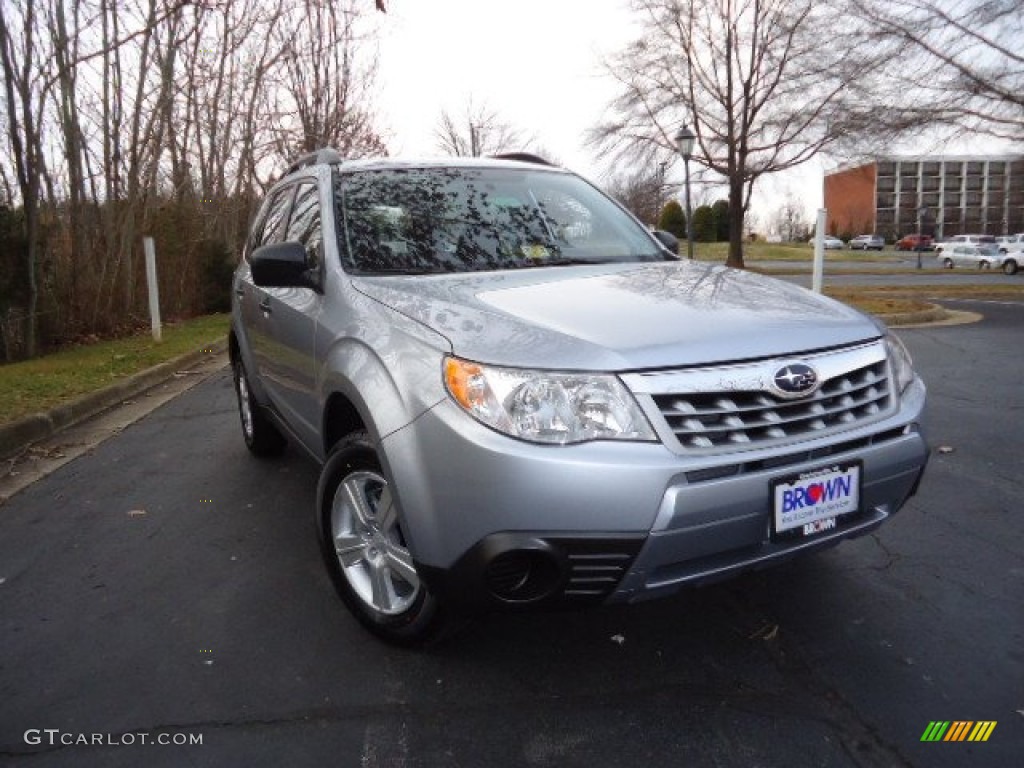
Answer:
xmin=316 ymin=431 xmax=445 ymax=646
xmin=943 ymin=257 xmax=954 ymax=269
xmin=1004 ymin=259 xmax=1018 ymax=276
xmin=232 ymin=357 xmax=286 ymax=457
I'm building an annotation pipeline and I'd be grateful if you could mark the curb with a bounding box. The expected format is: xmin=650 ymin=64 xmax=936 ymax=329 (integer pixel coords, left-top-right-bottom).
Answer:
xmin=879 ymin=303 xmax=950 ymax=326
xmin=0 ymin=337 xmax=228 ymax=460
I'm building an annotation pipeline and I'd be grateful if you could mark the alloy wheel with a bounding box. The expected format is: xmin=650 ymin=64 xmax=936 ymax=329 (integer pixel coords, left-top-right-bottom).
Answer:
xmin=330 ymin=471 xmax=420 ymax=616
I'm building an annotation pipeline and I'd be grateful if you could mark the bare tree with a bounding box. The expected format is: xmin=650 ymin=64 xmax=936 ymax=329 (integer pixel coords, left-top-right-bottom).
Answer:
xmin=590 ymin=0 xmax=896 ymax=268
xmin=272 ymin=0 xmax=386 ymax=160
xmin=771 ymin=195 xmax=810 ymax=242
xmin=847 ymin=0 xmax=1023 ymax=142
xmin=605 ymin=165 xmax=669 ymax=226
xmin=0 ymin=0 xmax=391 ymax=356
xmin=0 ymin=0 xmax=44 ymax=356
xmin=435 ymin=100 xmax=531 ymax=157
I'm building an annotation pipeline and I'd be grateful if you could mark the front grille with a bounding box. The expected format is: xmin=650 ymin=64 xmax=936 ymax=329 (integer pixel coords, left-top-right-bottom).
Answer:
xmin=624 ymin=342 xmax=894 ymax=454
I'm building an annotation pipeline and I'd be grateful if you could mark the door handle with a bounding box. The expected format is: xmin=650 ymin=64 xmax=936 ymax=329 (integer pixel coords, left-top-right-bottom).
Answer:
xmin=259 ymin=296 xmax=272 ymax=314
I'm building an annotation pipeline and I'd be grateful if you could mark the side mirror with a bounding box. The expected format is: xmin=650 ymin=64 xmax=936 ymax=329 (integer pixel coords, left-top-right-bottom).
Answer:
xmin=652 ymin=229 xmax=680 ymax=256
xmin=251 ymin=241 xmax=316 ymax=289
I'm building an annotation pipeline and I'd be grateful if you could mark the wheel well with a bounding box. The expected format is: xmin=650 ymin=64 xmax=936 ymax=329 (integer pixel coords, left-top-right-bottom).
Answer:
xmin=228 ymin=331 xmax=240 ymax=365
xmin=323 ymin=394 xmax=366 ymax=454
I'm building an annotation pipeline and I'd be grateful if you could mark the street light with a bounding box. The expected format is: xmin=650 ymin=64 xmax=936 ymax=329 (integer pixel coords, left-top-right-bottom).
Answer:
xmin=675 ymin=125 xmax=696 ymax=260
xmin=916 ymin=206 xmax=928 ymax=270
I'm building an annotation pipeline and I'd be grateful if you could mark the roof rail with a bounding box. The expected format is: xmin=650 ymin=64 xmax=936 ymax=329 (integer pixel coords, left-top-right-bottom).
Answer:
xmin=284 ymin=148 xmax=344 ymax=176
xmin=490 ymin=152 xmax=554 ymax=167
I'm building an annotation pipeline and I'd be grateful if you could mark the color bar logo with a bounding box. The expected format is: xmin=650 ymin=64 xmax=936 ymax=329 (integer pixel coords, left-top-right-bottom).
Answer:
xmin=921 ymin=721 xmax=996 ymax=742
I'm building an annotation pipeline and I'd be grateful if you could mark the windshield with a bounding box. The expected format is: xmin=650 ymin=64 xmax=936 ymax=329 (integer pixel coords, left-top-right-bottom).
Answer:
xmin=334 ymin=166 xmax=665 ymax=275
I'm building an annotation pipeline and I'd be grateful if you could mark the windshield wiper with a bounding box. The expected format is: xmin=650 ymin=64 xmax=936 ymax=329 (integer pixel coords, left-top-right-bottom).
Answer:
xmin=355 ymin=267 xmax=448 ymax=276
xmin=522 ymin=257 xmax=616 ymax=268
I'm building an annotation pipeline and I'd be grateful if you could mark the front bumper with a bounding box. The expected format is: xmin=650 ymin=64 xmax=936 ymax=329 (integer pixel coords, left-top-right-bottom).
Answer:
xmin=383 ymin=378 xmax=928 ymax=612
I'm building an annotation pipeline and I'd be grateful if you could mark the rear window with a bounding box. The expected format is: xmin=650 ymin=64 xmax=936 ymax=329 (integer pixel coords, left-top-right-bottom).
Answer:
xmin=334 ymin=167 xmax=661 ymax=275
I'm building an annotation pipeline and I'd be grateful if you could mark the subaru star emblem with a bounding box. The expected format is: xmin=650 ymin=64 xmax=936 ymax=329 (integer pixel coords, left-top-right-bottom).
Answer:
xmin=771 ymin=362 xmax=819 ymax=399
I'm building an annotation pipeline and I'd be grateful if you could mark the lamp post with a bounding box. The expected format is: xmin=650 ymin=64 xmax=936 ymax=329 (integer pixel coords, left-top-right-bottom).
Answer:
xmin=675 ymin=125 xmax=696 ymax=260
xmin=916 ymin=206 xmax=928 ymax=270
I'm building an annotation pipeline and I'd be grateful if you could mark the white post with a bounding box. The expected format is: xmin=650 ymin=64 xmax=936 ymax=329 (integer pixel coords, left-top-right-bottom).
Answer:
xmin=143 ymin=237 xmax=162 ymax=342
xmin=812 ymin=208 xmax=827 ymax=294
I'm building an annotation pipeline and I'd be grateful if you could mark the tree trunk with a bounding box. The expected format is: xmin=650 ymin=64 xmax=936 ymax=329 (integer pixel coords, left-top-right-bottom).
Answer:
xmin=726 ymin=173 xmax=746 ymax=269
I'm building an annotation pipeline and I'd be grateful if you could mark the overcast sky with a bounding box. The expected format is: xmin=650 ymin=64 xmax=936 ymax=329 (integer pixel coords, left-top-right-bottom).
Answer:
xmin=376 ymin=1 xmax=635 ymax=176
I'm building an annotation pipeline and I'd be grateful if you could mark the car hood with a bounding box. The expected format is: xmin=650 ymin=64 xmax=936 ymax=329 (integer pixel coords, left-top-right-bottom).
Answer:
xmin=353 ymin=261 xmax=882 ymax=371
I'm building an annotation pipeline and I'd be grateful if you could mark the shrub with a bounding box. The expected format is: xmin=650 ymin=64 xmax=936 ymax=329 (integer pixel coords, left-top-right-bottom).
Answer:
xmin=657 ymin=200 xmax=687 ymax=239
xmin=693 ymin=205 xmax=716 ymax=242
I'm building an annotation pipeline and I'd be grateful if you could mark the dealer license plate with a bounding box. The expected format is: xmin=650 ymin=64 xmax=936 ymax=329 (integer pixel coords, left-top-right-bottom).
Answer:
xmin=772 ymin=463 xmax=861 ymax=538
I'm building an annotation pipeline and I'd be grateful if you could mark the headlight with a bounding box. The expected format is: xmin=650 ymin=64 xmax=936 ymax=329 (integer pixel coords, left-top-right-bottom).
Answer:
xmin=885 ymin=332 xmax=915 ymax=394
xmin=443 ymin=356 xmax=657 ymax=444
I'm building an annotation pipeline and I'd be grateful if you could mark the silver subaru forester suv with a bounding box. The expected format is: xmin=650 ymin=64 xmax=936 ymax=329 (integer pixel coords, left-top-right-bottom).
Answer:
xmin=229 ymin=150 xmax=928 ymax=644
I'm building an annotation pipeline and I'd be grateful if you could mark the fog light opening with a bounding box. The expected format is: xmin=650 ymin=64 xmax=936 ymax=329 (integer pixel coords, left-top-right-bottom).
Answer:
xmin=485 ymin=550 xmax=562 ymax=603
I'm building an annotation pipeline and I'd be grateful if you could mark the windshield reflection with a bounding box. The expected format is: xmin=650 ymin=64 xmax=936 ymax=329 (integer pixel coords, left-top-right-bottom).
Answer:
xmin=334 ymin=166 xmax=664 ymax=275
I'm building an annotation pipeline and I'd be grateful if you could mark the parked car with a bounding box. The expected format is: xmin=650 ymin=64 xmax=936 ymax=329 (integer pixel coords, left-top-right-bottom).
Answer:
xmin=933 ymin=234 xmax=997 ymax=253
xmin=994 ymin=234 xmax=1024 ymax=253
xmin=896 ymin=234 xmax=933 ymax=251
xmin=937 ymin=244 xmax=1015 ymax=273
xmin=230 ymin=149 xmax=929 ymax=644
xmin=823 ymin=235 xmax=844 ymax=250
xmin=848 ymin=234 xmax=885 ymax=251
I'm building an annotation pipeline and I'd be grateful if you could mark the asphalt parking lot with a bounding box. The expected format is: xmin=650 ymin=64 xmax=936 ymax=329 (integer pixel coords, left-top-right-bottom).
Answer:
xmin=0 ymin=299 xmax=1021 ymax=767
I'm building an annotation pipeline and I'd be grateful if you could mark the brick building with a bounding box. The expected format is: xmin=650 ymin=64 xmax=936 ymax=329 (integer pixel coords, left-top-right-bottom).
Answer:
xmin=823 ymin=155 xmax=1024 ymax=241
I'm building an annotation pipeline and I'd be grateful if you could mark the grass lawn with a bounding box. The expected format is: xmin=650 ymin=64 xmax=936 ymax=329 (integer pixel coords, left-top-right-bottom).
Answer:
xmin=692 ymin=241 xmax=898 ymax=263
xmin=0 ymin=314 xmax=229 ymax=426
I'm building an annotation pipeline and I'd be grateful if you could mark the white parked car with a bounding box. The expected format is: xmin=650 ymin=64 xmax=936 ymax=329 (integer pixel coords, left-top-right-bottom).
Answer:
xmin=994 ymin=234 xmax=1024 ymax=254
xmin=933 ymin=234 xmax=996 ymax=254
xmin=937 ymin=244 xmax=1017 ymax=274
xmin=823 ymin=235 xmax=844 ymax=250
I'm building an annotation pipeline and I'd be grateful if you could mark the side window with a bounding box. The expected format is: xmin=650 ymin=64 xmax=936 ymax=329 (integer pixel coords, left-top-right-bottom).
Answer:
xmin=259 ymin=186 xmax=295 ymax=248
xmin=245 ymin=197 xmax=273 ymax=260
xmin=286 ymin=182 xmax=323 ymax=272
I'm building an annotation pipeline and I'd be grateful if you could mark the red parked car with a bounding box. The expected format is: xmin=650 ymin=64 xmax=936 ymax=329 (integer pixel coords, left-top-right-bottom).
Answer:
xmin=896 ymin=234 xmax=933 ymax=251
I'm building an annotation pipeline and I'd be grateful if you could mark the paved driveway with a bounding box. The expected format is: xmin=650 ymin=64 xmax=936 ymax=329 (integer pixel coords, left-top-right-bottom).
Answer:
xmin=0 ymin=300 xmax=1021 ymax=767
